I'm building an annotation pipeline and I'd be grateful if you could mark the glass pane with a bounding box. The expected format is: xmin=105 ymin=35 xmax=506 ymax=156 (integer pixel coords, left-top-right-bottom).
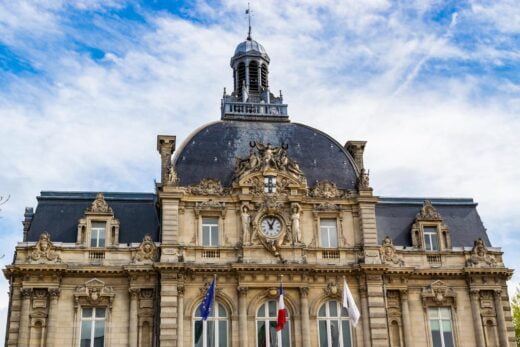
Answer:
xmin=329 ymin=301 xmax=338 ymax=317
xmin=268 ymin=301 xmax=277 ymax=317
xmin=431 ymin=329 xmax=443 ymax=347
xmin=442 ymin=320 xmax=452 ymax=332
xmin=203 ymin=218 xmax=219 ymax=225
xmin=195 ymin=306 xmax=201 ymax=317
xmin=194 ymin=320 xmax=203 ymax=347
xmin=82 ymin=308 xmax=93 ymax=318
xmin=431 ymin=234 xmax=439 ymax=250
xmin=440 ymin=308 xmax=451 ymax=319
xmin=92 ymin=222 xmax=106 ymax=229
xmin=218 ymin=303 xmax=227 ymax=317
xmin=425 ymin=235 xmax=432 ymax=250
xmin=93 ymin=320 xmax=105 ymax=347
xmin=443 ymin=330 xmax=455 ymax=347
xmin=206 ymin=321 xmax=214 ymax=347
xmin=341 ymin=306 xmax=349 ymax=317
xmin=218 ymin=321 xmax=228 ymax=347
xmin=211 ymin=227 xmax=219 ymax=246
xmin=203 ymin=226 xmax=210 ymax=246
xmin=90 ymin=232 xmax=97 ymax=247
xmin=318 ymin=304 xmax=326 ymax=317
xmin=319 ymin=320 xmax=328 ymax=347
xmin=258 ymin=303 xmax=265 ymax=317
xmin=95 ymin=308 xmax=105 ymax=318
xmin=98 ymin=229 xmax=105 ymax=247
xmin=342 ymin=320 xmax=352 ymax=347
xmin=321 ymin=219 xmax=336 ymax=227
xmin=257 ymin=321 xmax=266 ymax=347
xmin=281 ymin=322 xmax=290 ymax=347
xmin=329 ymin=229 xmax=338 ymax=248
xmin=430 ymin=320 xmax=440 ymax=331
xmin=330 ymin=320 xmax=340 ymax=347
xmin=80 ymin=320 xmax=92 ymax=347
xmin=320 ymin=229 xmax=329 ymax=248
xmin=428 ymin=307 xmax=439 ymax=319
xmin=269 ymin=321 xmax=277 ymax=347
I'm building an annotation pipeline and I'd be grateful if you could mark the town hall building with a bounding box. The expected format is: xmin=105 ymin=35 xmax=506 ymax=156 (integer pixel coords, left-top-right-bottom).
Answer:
xmin=3 ymin=30 xmax=515 ymax=347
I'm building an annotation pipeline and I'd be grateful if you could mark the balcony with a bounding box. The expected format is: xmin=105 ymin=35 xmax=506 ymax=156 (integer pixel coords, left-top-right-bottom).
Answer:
xmin=221 ymin=100 xmax=288 ymax=121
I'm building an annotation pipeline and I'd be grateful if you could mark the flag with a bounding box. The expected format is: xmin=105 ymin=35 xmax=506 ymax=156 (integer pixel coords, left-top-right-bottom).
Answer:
xmin=276 ymin=283 xmax=287 ymax=331
xmin=342 ymin=278 xmax=360 ymax=327
xmin=200 ymin=276 xmax=216 ymax=321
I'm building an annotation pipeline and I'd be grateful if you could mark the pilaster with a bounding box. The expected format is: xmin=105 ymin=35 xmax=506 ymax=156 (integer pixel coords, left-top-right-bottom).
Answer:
xmin=237 ymin=286 xmax=248 ymax=347
xmin=299 ymin=287 xmax=310 ymax=347
xmin=18 ymin=288 xmax=31 ymax=347
xmin=470 ymin=289 xmax=486 ymax=347
xmin=159 ymin=272 xmax=179 ymax=347
xmin=46 ymin=288 xmax=60 ymax=347
xmin=128 ymin=288 xmax=139 ymax=347
xmin=364 ymin=273 xmax=389 ymax=347
xmin=494 ymin=289 xmax=509 ymax=347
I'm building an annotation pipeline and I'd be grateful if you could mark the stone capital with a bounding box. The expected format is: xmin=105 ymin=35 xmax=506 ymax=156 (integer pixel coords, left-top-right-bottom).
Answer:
xmin=129 ymin=288 xmax=141 ymax=298
xmin=237 ymin=286 xmax=248 ymax=296
xmin=21 ymin=288 xmax=33 ymax=298
xmin=48 ymin=288 xmax=61 ymax=299
xmin=299 ymin=287 xmax=309 ymax=298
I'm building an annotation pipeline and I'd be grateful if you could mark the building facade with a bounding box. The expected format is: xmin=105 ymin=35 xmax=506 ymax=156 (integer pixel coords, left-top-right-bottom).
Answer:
xmin=3 ymin=34 xmax=515 ymax=347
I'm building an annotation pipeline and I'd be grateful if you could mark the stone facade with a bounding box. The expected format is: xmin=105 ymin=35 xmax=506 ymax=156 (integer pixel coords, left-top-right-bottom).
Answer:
xmin=3 ymin=35 xmax=515 ymax=347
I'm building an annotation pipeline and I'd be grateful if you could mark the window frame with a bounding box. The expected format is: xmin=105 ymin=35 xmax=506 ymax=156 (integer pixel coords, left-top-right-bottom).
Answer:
xmin=427 ymin=306 xmax=456 ymax=347
xmin=201 ymin=217 xmax=220 ymax=247
xmin=423 ymin=226 xmax=440 ymax=251
xmin=319 ymin=218 xmax=339 ymax=248
xmin=317 ymin=300 xmax=353 ymax=347
xmin=79 ymin=307 xmax=106 ymax=347
xmin=90 ymin=221 xmax=106 ymax=248
xmin=192 ymin=302 xmax=229 ymax=347
xmin=255 ymin=300 xmax=291 ymax=347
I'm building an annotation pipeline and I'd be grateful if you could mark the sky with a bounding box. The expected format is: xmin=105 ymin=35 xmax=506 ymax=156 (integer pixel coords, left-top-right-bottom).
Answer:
xmin=0 ymin=0 xmax=519 ymax=340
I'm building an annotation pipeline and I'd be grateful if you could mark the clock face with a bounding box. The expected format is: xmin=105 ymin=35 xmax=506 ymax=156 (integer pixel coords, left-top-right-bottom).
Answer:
xmin=260 ymin=216 xmax=282 ymax=238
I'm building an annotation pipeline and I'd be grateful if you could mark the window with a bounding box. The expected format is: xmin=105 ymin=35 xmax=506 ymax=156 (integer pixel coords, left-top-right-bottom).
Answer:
xmin=424 ymin=227 xmax=439 ymax=251
xmin=428 ymin=307 xmax=455 ymax=347
xmin=80 ymin=307 xmax=105 ymax=347
xmin=264 ymin=176 xmax=277 ymax=193
xmin=90 ymin=222 xmax=106 ymax=247
xmin=193 ymin=302 xmax=228 ymax=347
xmin=320 ymin=219 xmax=338 ymax=248
xmin=202 ymin=218 xmax=219 ymax=247
xmin=256 ymin=300 xmax=291 ymax=347
xmin=318 ymin=301 xmax=352 ymax=347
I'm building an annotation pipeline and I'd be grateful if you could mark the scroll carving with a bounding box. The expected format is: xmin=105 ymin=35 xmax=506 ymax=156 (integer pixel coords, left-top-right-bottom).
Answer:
xmin=74 ymin=279 xmax=115 ymax=308
xmin=421 ymin=280 xmax=456 ymax=308
xmin=30 ymin=232 xmax=60 ymax=263
xmin=86 ymin=193 xmax=112 ymax=214
xmin=310 ymin=180 xmax=342 ymax=199
xmin=188 ymin=178 xmax=224 ymax=195
xmin=416 ymin=200 xmax=442 ymax=221
xmin=380 ymin=236 xmax=404 ymax=266
xmin=133 ymin=234 xmax=157 ymax=262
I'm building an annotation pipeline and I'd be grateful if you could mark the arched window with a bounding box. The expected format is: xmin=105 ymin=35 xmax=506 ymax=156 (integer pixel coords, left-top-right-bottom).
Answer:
xmin=317 ymin=301 xmax=353 ymax=347
xmin=256 ymin=300 xmax=291 ymax=347
xmin=249 ymin=61 xmax=259 ymax=93
xmin=193 ymin=302 xmax=229 ymax=347
xmin=261 ymin=64 xmax=268 ymax=89
xmin=237 ymin=62 xmax=246 ymax=98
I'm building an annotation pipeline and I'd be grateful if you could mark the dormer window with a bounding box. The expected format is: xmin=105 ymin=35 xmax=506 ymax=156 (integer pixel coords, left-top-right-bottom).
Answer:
xmin=424 ymin=226 xmax=439 ymax=251
xmin=90 ymin=222 xmax=106 ymax=248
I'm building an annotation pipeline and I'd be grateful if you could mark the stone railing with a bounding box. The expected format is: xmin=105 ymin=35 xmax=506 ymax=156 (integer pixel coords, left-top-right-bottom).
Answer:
xmin=221 ymin=100 xmax=288 ymax=120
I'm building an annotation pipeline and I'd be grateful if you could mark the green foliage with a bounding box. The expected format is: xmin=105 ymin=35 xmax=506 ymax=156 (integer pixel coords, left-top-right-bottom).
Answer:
xmin=512 ymin=286 xmax=520 ymax=347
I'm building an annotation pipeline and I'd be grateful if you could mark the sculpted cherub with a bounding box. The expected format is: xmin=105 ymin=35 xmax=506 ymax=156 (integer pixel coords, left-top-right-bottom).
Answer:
xmin=30 ymin=232 xmax=60 ymax=263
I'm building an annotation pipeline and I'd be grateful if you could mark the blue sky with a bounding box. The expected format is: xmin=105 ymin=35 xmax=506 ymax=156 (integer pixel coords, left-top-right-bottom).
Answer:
xmin=0 ymin=0 xmax=519 ymax=339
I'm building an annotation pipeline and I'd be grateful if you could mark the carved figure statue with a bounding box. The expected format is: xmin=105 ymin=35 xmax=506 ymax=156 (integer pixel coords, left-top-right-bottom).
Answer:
xmin=134 ymin=234 xmax=157 ymax=262
xmin=467 ymin=238 xmax=497 ymax=267
xmin=291 ymin=205 xmax=302 ymax=244
xmin=310 ymin=180 xmax=342 ymax=199
xmin=165 ymin=164 xmax=179 ymax=186
xmin=358 ymin=168 xmax=370 ymax=190
xmin=241 ymin=206 xmax=251 ymax=245
xmin=30 ymin=232 xmax=60 ymax=263
xmin=380 ymin=236 xmax=404 ymax=266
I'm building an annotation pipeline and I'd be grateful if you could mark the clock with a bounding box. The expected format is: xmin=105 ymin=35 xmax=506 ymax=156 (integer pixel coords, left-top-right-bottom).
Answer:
xmin=260 ymin=216 xmax=282 ymax=238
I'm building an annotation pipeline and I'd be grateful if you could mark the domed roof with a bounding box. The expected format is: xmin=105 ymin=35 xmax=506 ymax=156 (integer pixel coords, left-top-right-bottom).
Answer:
xmin=174 ymin=121 xmax=359 ymax=189
xmin=234 ymin=38 xmax=267 ymax=56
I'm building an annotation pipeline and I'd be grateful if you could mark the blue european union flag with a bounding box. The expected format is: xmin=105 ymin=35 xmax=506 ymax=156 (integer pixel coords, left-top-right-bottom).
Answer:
xmin=199 ymin=277 xmax=216 ymax=321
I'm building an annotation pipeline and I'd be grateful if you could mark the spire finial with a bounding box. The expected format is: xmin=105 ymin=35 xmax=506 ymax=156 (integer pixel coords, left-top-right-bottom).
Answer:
xmin=246 ymin=3 xmax=252 ymax=40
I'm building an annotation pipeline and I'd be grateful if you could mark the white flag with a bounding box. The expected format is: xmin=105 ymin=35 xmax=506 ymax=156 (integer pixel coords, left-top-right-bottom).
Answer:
xmin=342 ymin=278 xmax=360 ymax=327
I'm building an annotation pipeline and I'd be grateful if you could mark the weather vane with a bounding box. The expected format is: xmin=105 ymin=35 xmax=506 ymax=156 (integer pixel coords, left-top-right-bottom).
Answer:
xmin=245 ymin=3 xmax=252 ymax=40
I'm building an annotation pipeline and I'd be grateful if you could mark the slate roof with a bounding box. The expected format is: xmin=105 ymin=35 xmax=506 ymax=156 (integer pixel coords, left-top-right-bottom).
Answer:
xmin=27 ymin=191 xmax=160 ymax=243
xmin=376 ymin=197 xmax=491 ymax=247
xmin=174 ymin=120 xmax=359 ymax=189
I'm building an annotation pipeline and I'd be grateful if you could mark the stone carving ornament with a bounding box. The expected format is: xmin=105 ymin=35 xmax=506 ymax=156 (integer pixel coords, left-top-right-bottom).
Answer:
xmin=416 ymin=200 xmax=442 ymax=220
xmin=358 ymin=168 xmax=370 ymax=190
xmin=466 ymin=238 xmax=497 ymax=268
xmin=165 ymin=162 xmax=179 ymax=186
xmin=133 ymin=234 xmax=157 ymax=262
xmin=421 ymin=280 xmax=456 ymax=308
xmin=188 ymin=178 xmax=224 ymax=195
xmin=74 ymin=279 xmax=115 ymax=308
xmin=86 ymin=192 xmax=113 ymax=214
xmin=234 ymin=142 xmax=305 ymax=181
xmin=380 ymin=236 xmax=404 ymax=266
xmin=30 ymin=232 xmax=60 ymax=263
xmin=310 ymin=180 xmax=342 ymax=199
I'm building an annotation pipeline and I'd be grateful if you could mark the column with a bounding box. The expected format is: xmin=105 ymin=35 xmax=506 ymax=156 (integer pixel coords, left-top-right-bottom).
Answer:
xmin=470 ymin=289 xmax=485 ymax=347
xmin=237 ymin=287 xmax=248 ymax=347
xmin=129 ymin=288 xmax=139 ymax=347
xmin=46 ymin=288 xmax=60 ymax=347
xmin=177 ymin=286 xmax=185 ymax=347
xmin=300 ymin=288 xmax=310 ymax=347
xmin=494 ymin=289 xmax=509 ymax=347
xmin=360 ymin=286 xmax=371 ymax=347
xmin=400 ymin=290 xmax=413 ymax=347
xmin=18 ymin=288 xmax=32 ymax=347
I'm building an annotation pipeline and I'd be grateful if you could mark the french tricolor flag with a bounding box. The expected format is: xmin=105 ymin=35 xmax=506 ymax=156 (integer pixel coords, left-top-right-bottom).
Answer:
xmin=276 ymin=283 xmax=287 ymax=331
